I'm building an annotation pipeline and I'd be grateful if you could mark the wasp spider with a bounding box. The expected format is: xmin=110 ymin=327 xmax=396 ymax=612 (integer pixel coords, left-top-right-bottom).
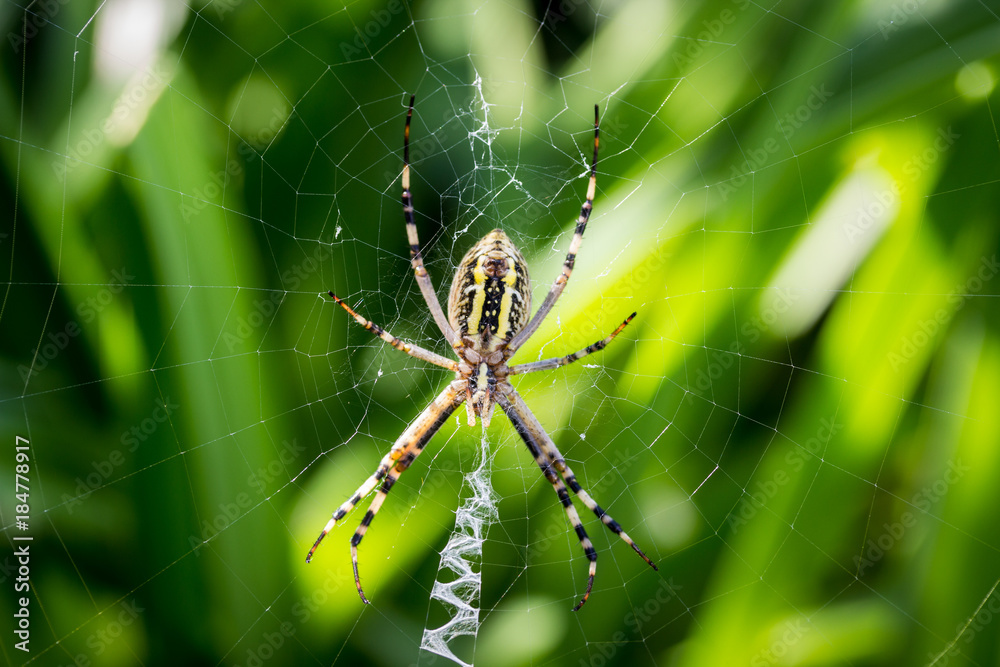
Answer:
xmin=307 ymin=96 xmax=658 ymax=611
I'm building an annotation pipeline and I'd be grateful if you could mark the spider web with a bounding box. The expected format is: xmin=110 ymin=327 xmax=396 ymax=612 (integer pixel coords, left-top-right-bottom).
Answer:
xmin=2 ymin=0 xmax=1000 ymax=666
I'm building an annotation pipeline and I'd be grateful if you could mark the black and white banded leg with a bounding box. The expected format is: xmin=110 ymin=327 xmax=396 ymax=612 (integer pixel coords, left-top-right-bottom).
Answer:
xmin=508 ymin=105 xmax=600 ymax=353
xmin=402 ymin=95 xmax=459 ymax=348
xmin=327 ymin=292 xmax=458 ymax=371
xmin=307 ymin=382 xmax=465 ymax=604
xmin=508 ymin=312 xmax=635 ymax=376
xmin=497 ymin=389 xmax=657 ymax=611
xmin=498 ymin=391 xmax=598 ymax=610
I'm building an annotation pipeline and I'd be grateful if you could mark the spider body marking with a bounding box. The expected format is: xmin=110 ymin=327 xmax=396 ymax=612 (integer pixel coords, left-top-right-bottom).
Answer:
xmin=447 ymin=229 xmax=529 ymax=427
xmin=307 ymin=96 xmax=658 ymax=612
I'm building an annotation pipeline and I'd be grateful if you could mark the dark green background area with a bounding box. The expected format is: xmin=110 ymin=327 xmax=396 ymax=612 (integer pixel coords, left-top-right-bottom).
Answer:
xmin=1 ymin=0 xmax=999 ymax=665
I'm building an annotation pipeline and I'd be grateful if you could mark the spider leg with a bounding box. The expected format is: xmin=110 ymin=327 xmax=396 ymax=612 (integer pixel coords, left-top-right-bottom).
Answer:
xmin=497 ymin=390 xmax=597 ymax=611
xmin=402 ymin=95 xmax=459 ymax=347
xmin=326 ymin=292 xmax=458 ymax=371
xmin=349 ymin=447 xmax=422 ymax=604
xmin=508 ymin=105 xmax=600 ymax=353
xmin=508 ymin=312 xmax=635 ymax=376
xmin=307 ymin=381 xmax=465 ymax=605
xmin=498 ymin=389 xmax=658 ymax=609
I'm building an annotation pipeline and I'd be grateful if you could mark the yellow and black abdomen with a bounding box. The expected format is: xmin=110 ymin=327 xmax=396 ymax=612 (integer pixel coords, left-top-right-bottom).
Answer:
xmin=447 ymin=229 xmax=531 ymax=350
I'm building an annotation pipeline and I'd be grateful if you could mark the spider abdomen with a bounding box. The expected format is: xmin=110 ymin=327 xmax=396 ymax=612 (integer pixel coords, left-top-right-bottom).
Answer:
xmin=447 ymin=229 xmax=531 ymax=351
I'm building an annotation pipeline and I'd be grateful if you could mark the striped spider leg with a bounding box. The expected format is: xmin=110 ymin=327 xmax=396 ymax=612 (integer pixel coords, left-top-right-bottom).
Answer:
xmin=324 ymin=292 xmax=458 ymax=372
xmin=306 ymin=380 xmax=465 ymax=603
xmin=402 ymin=95 xmax=459 ymax=348
xmin=307 ymin=97 xmax=657 ymax=610
xmin=497 ymin=388 xmax=657 ymax=611
xmin=505 ymin=104 xmax=601 ymax=355
xmin=507 ymin=312 xmax=636 ymax=376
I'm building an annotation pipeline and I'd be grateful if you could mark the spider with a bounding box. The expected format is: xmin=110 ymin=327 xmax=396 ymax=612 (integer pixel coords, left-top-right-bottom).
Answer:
xmin=307 ymin=96 xmax=658 ymax=611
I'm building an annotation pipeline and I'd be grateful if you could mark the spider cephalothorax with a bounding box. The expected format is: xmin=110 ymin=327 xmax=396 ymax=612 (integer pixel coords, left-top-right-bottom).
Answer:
xmin=308 ymin=96 xmax=658 ymax=612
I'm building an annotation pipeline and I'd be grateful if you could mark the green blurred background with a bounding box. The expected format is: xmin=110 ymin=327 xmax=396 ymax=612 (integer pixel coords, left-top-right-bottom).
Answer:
xmin=2 ymin=0 xmax=1000 ymax=665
